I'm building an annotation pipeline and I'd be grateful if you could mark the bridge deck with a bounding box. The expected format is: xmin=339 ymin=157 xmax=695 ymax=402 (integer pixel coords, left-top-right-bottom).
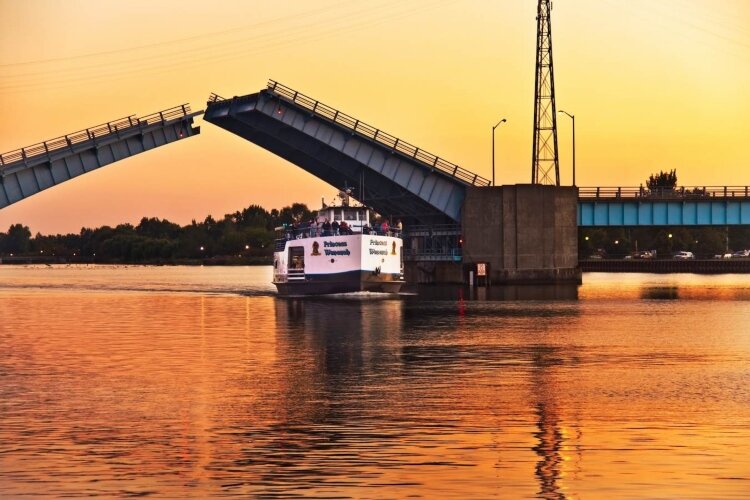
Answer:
xmin=578 ymin=186 xmax=750 ymax=226
xmin=0 ymin=105 xmax=201 ymax=209
xmin=204 ymin=80 xmax=489 ymax=226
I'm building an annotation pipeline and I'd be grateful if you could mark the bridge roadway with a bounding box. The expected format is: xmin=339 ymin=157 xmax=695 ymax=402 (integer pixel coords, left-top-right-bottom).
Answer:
xmin=0 ymin=105 xmax=201 ymax=209
xmin=578 ymin=186 xmax=750 ymax=227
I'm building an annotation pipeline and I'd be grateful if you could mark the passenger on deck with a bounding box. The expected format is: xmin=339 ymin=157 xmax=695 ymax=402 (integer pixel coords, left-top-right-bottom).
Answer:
xmin=308 ymin=218 xmax=317 ymax=237
xmin=297 ymin=221 xmax=307 ymax=239
xmin=396 ymin=219 xmax=403 ymax=236
xmin=322 ymin=219 xmax=331 ymax=236
xmin=362 ymin=223 xmax=370 ymax=235
xmin=331 ymin=220 xmax=340 ymax=236
xmin=381 ymin=220 xmax=390 ymax=236
xmin=340 ymin=221 xmax=352 ymax=235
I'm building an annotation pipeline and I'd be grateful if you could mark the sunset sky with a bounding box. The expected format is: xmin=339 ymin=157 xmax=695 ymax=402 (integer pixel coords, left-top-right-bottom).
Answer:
xmin=1 ymin=0 xmax=749 ymax=234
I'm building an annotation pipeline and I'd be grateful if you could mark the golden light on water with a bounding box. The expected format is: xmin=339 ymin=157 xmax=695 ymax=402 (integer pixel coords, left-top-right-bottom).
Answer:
xmin=1 ymin=268 xmax=750 ymax=496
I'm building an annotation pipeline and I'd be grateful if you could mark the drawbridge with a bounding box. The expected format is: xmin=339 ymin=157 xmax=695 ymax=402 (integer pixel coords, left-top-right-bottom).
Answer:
xmin=204 ymin=80 xmax=490 ymax=227
xmin=0 ymin=105 xmax=201 ymax=209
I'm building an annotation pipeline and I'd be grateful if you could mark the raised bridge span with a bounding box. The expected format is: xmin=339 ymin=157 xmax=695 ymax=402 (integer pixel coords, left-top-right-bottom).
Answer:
xmin=0 ymin=105 xmax=201 ymax=210
xmin=203 ymin=80 xmax=490 ymax=228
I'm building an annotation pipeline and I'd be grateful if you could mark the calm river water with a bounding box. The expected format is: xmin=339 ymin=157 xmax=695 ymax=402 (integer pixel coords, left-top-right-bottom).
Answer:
xmin=1 ymin=266 xmax=749 ymax=498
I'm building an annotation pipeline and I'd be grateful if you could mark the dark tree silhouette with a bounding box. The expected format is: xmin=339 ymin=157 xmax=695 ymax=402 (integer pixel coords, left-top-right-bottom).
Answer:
xmin=647 ymin=169 xmax=678 ymax=190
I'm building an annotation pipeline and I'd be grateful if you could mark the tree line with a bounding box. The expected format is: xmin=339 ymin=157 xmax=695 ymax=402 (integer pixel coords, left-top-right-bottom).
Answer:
xmin=0 ymin=202 xmax=315 ymax=264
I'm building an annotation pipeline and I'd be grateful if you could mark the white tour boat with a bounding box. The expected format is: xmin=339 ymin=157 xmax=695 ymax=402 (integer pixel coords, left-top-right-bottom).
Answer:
xmin=272 ymin=197 xmax=405 ymax=296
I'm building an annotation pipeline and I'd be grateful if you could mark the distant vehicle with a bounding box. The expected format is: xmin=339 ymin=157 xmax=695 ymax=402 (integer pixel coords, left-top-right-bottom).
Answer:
xmin=673 ymin=251 xmax=694 ymax=260
xmin=732 ymin=250 xmax=750 ymax=258
xmin=635 ymin=250 xmax=656 ymax=259
xmin=723 ymin=253 xmax=733 ymax=259
xmin=588 ymin=248 xmax=607 ymax=260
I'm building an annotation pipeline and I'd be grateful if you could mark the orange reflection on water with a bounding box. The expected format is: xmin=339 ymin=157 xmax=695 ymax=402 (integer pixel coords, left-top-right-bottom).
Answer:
xmin=1 ymin=267 xmax=750 ymax=497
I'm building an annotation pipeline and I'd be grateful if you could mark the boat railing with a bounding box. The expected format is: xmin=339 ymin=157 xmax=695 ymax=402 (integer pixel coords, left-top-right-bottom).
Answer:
xmin=275 ymin=227 xmax=402 ymax=244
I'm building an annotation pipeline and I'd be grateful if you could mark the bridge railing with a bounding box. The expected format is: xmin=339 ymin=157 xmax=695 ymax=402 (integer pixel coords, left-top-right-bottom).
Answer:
xmin=404 ymin=224 xmax=462 ymax=236
xmin=265 ymin=80 xmax=491 ymax=187
xmin=579 ymin=186 xmax=750 ymax=199
xmin=0 ymin=104 xmax=195 ymax=169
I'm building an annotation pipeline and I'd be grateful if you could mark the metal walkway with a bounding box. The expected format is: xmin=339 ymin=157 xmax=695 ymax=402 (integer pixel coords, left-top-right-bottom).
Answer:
xmin=0 ymin=105 xmax=201 ymax=209
xmin=204 ymin=80 xmax=490 ymax=226
xmin=578 ymin=186 xmax=750 ymax=226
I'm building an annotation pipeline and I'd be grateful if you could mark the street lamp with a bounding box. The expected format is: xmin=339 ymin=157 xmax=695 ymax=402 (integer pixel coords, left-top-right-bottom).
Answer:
xmin=492 ymin=118 xmax=507 ymax=187
xmin=558 ymin=110 xmax=576 ymax=186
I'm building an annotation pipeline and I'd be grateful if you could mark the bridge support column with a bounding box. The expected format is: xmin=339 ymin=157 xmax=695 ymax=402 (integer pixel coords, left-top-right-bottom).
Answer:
xmin=462 ymin=184 xmax=581 ymax=285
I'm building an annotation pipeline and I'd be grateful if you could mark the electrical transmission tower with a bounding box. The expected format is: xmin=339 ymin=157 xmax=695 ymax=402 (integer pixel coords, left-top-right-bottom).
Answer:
xmin=531 ymin=0 xmax=560 ymax=186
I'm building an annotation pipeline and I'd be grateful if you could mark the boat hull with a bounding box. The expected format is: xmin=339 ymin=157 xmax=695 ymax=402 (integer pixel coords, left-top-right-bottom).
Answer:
xmin=274 ymin=270 xmax=403 ymax=296
xmin=273 ymin=232 xmax=404 ymax=296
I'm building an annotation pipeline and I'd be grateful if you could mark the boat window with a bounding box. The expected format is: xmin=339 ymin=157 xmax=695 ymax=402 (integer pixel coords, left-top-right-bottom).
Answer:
xmin=344 ymin=208 xmax=358 ymax=221
xmin=333 ymin=209 xmax=342 ymax=221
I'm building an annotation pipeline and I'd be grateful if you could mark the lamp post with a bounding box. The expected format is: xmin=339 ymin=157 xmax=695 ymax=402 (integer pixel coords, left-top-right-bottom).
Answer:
xmin=492 ymin=118 xmax=507 ymax=186
xmin=558 ymin=110 xmax=576 ymax=186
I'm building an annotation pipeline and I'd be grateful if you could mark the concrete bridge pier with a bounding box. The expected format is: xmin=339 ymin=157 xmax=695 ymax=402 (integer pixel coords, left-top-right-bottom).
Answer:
xmin=461 ymin=184 xmax=581 ymax=285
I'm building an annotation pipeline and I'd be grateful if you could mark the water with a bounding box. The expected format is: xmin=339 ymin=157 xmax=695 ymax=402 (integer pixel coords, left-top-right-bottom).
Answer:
xmin=1 ymin=266 xmax=750 ymax=498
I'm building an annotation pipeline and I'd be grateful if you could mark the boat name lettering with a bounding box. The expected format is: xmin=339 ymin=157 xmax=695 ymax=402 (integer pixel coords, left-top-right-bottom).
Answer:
xmin=369 ymin=249 xmax=388 ymax=255
xmin=324 ymin=241 xmax=348 ymax=248
xmin=324 ymin=249 xmax=351 ymax=256
xmin=369 ymin=239 xmax=387 ymax=246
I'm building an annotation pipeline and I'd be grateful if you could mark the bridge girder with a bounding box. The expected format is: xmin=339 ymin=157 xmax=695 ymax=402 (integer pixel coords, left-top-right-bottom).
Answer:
xmin=204 ymin=83 xmax=488 ymax=227
xmin=0 ymin=106 xmax=201 ymax=210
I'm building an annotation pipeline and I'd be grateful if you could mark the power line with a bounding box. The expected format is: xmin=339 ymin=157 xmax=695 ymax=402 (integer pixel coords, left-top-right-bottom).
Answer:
xmin=0 ymin=0 xmax=456 ymax=93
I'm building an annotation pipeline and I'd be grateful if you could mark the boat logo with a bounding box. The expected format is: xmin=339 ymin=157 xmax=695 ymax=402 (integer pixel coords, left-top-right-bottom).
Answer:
xmin=391 ymin=241 xmax=397 ymax=255
xmin=311 ymin=241 xmax=320 ymax=256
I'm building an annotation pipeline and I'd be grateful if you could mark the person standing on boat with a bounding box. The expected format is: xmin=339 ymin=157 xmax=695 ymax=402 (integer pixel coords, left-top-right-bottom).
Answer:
xmin=381 ymin=219 xmax=389 ymax=236
xmin=322 ymin=219 xmax=331 ymax=236
xmin=396 ymin=219 xmax=403 ymax=236
xmin=331 ymin=220 xmax=340 ymax=236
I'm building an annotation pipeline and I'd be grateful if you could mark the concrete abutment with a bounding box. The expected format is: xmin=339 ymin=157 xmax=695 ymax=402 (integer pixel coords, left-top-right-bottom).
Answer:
xmin=462 ymin=184 xmax=581 ymax=285
xmin=404 ymin=184 xmax=581 ymax=286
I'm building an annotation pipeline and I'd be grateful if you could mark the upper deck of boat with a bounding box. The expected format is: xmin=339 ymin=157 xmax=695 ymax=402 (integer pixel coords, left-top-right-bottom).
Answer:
xmin=274 ymin=225 xmax=402 ymax=251
xmin=274 ymin=201 xmax=402 ymax=251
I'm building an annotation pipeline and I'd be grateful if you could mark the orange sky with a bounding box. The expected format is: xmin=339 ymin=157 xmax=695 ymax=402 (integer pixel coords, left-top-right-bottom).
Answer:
xmin=1 ymin=0 xmax=749 ymax=234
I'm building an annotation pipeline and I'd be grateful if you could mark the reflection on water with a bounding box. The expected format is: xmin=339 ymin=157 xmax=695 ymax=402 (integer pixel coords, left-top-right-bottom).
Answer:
xmin=641 ymin=286 xmax=680 ymax=300
xmin=413 ymin=284 xmax=579 ymax=302
xmin=1 ymin=267 xmax=750 ymax=497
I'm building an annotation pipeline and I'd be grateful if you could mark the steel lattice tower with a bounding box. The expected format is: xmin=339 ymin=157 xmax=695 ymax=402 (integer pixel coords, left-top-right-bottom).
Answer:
xmin=531 ymin=0 xmax=560 ymax=186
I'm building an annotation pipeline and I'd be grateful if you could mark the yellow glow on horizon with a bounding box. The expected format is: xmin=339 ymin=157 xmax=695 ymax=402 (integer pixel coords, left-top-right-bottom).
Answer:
xmin=1 ymin=0 xmax=749 ymax=233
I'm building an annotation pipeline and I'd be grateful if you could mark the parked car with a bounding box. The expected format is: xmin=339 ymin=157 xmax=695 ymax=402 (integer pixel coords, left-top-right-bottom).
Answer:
xmin=732 ymin=250 xmax=750 ymax=258
xmin=673 ymin=251 xmax=695 ymax=260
